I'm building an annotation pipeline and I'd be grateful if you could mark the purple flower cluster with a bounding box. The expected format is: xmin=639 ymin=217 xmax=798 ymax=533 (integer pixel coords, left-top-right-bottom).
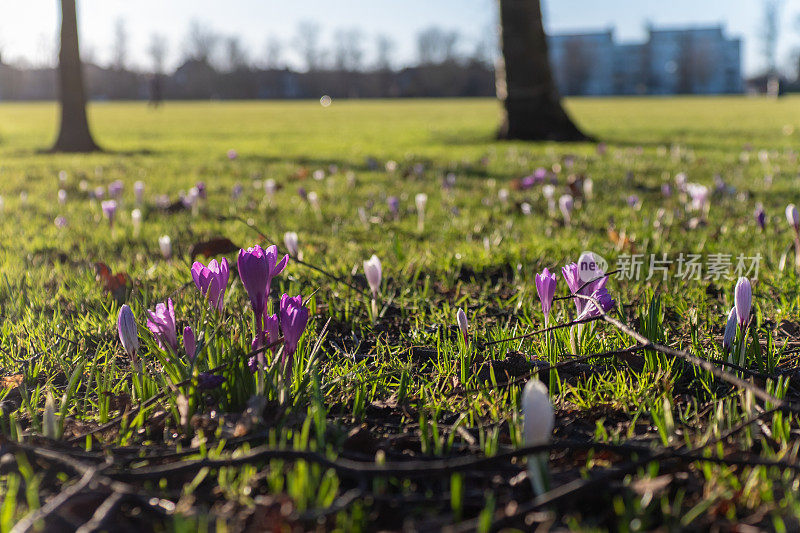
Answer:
xmin=534 ymin=254 xmax=615 ymax=323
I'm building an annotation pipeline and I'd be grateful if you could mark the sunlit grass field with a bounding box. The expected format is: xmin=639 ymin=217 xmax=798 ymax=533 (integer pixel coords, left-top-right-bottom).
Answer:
xmin=2 ymin=96 xmax=800 ymax=530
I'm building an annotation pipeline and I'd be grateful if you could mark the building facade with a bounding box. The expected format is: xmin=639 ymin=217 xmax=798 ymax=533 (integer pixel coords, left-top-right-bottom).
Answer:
xmin=549 ymin=25 xmax=742 ymax=96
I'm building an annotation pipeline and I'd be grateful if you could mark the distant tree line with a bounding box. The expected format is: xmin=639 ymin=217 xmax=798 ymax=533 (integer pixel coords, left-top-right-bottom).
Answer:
xmin=0 ymin=20 xmax=496 ymax=100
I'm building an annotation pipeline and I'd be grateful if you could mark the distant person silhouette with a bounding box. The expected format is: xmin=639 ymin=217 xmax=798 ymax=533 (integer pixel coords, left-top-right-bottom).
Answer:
xmin=148 ymin=74 xmax=163 ymax=108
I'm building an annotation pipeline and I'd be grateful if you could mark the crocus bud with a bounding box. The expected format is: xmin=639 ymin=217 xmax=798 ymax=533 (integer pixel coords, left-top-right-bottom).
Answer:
xmin=523 ymin=379 xmax=554 ymax=444
xmin=558 ymin=194 xmax=574 ymax=224
xmin=456 ymin=308 xmax=468 ymax=345
xmin=722 ymin=306 xmax=737 ymax=352
xmin=264 ymin=179 xmax=276 ymax=199
xmin=734 ymin=277 xmax=752 ymax=327
xmin=159 ymin=235 xmax=172 ymax=259
xmin=416 ymin=193 xmax=428 ymax=230
xmin=184 ymin=326 xmax=196 ymax=361
xmin=786 ymin=204 xmax=799 ymax=232
xmin=583 ymin=178 xmax=593 ymax=199
xmin=415 ymin=193 xmax=427 ymax=213
xmin=131 ymin=209 xmax=142 ymax=236
xmin=675 ymin=172 xmax=687 ymax=192
xmin=284 ymin=231 xmax=299 ymax=258
xmin=308 ymin=191 xmax=320 ymax=211
xmin=535 ymin=268 xmax=557 ymax=321
xmin=134 ymin=181 xmax=145 ymax=204
xmin=522 ymin=379 xmax=554 ymax=495
xmin=117 ymin=304 xmax=139 ymax=361
xmin=101 ymin=200 xmax=117 ymax=228
xmin=58 ymin=189 xmax=67 ymax=205
xmin=364 ymin=255 xmax=382 ymax=297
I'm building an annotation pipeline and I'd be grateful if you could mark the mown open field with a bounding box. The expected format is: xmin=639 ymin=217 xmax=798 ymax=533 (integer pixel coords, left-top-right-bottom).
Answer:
xmin=1 ymin=96 xmax=800 ymax=531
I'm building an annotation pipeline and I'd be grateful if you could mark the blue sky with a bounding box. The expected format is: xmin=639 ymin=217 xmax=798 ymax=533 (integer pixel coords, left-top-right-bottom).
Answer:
xmin=0 ymin=0 xmax=798 ymax=76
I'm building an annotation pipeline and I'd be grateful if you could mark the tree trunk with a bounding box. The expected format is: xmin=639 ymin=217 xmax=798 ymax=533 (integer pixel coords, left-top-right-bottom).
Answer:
xmin=51 ymin=0 xmax=100 ymax=152
xmin=496 ymin=0 xmax=592 ymax=141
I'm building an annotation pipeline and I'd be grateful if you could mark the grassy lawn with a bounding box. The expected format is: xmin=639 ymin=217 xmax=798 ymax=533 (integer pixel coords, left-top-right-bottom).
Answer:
xmin=1 ymin=96 xmax=800 ymax=530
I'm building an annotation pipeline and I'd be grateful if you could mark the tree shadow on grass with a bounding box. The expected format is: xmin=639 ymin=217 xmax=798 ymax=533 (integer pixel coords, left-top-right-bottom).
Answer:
xmin=32 ymin=147 xmax=157 ymax=156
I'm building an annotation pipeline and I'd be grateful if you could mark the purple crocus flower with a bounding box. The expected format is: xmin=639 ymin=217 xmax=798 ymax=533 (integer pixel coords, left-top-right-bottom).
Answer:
xmin=196 ymin=182 xmax=207 ymax=199
xmin=54 ymin=216 xmax=67 ymax=228
xmin=232 ymin=183 xmax=243 ymax=200
xmin=183 ymin=326 xmax=196 ymax=361
xmin=237 ymin=245 xmax=288 ymax=322
xmin=627 ymin=195 xmax=639 ymax=207
xmin=520 ymin=176 xmax=536 ymax=189
xmin=661 ymin=183 xmax=672 ymax=197
xmin=108 ymin=180 xmax=124 ymax=199
xmin=388 ymin=196 xmax=399 ymax=215
xmin=687 ymin=184 xmax=709 ymax=211
xmin=191 ymin=258 xmax=230 ymax=311
xmin=146 ymin=298 xmax=178 ymax=351
xmin=755 ymin=204 xmax=766 ymax=230
xmin=197 ymin=372 xmax=225 ymax=390
xmin=227 ymin=149 xmax=238 ymax=160
xmin=298 ymin=187 xmax=308 ymax=201
xmin=101 ymin=200 xmax=117 ymax=227
xmin=577 ymin=290 xmax=616 ymax=320
xmin=562 ymin=255 xmax=613 ymax=318
xmin=279 ymin=294 xmax=309 ymax=358
xmin=535 ymin=268 xmax=557 ymax=320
